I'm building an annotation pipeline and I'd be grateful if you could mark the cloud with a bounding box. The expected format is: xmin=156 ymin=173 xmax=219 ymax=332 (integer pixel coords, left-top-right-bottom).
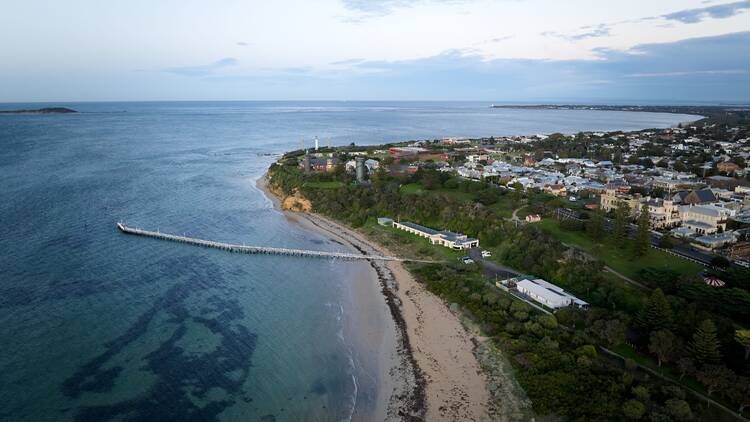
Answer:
xmin=332 ymin=31 xmax=750 ymax=101
xmin=661 ymin=0 xmax=750 ymax=23
xmin=162 ymin=57 xmax=239 ymax=77
xmin=339 ymin=0 xmax=468 ymax=22
xmin=542 ymin=24 xmax=612 ymax=41
xmin=490 ymin=35 xmax=514 ymax=43
xmin=330 ymin=58 xmax=366 ymax=65
xmin=237 ymin=41 xmax=249 ymax=46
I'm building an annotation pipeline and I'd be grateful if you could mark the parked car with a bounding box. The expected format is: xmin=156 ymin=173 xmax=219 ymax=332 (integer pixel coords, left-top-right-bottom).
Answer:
xmin=461 ymin=257 xmax=475 ymax=264
xmin=481 ymin=250 xmax=492 ymax=258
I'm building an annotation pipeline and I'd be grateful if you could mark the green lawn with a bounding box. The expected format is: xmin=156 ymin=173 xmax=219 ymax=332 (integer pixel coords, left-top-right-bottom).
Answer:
xmin=538 ymin=218 xmax=702 ymax=280
xmin=399 ymin=183 xmax=423 ymax=194
xmin=399 ymin=183 xmax=477 ymax=203
xmin=490 ymin=198 xmax=516 ymax=218
xmin=303 ymin=181 xmax=345 ymax=189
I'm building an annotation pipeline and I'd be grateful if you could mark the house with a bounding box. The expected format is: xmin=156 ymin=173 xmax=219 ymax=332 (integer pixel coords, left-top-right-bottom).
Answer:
xmin=694 ymin=232 xmax=737 ymax=250
xmin=300 ymin=156 xmax=338 ymax=172
xmin=679 ymin=204 xmax=733 ymax=235
xmin=525 ymin=214 xmax=542 ymax=223
xmin=392 ymin=221 xmax=479 ymax=250
xmin=345 ymin=158 xmax=379 ymax=173
xmin=672 ymin=189 xmax=716 ymax=205
xmin=388 ymin=147 xmax=427 ymax=158
xmin=600 ymin=189 xmax=640 ymax=214
xmin=706 ymin=175 xmax=740 ymax=190
xmin=717 ymin=161 xmax=741 ymax=174
xmin=640 ymin=198 xmax=681 ymax=229
xmin=670 ymin=226 xmax=697 ymax=239
xmin=515 ymin=278 xmax=589 ymax=309
xmin=544 ymin=184 xmax=567 ymax=197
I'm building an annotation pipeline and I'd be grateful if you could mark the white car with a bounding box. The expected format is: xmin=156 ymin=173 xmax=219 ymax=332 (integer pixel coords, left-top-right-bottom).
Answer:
xmin=461 ymin=257 xmax=475 ymax=264
xmin=481 ymin=250 xmax=492 ymax=258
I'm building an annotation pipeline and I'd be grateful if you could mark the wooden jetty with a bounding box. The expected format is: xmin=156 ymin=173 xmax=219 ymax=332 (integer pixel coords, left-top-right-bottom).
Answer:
xmin=116 ymin=223 xmax=415 ymax=262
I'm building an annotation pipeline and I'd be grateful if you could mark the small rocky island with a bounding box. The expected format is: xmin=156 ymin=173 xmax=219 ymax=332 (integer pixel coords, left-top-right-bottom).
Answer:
xmin=0 ymin=107 xmax=77 ymax=114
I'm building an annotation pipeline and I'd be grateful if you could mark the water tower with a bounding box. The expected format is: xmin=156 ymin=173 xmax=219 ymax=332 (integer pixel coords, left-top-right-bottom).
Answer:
xmin=355 ymin=157 xmax=366 ymax=183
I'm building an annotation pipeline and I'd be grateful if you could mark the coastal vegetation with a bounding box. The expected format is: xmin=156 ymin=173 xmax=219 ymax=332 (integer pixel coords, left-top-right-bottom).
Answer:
xmin=269 ymin=158 xmax=750 ymax=421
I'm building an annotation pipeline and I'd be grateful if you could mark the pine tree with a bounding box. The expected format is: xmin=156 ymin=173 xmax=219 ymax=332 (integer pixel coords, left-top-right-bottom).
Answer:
xmin=689 ymin=320 xmax=722 ymax=365
xmin=612 ymin=200 xmax=631 ymax=242
xmin=586 ymin=209 xmax=605 ymax=241
xmin=636 ymin=288 xmax=673 ymax=332
xmin=634 ymin=203 xmax=650 ymax=256
xmin=735 ymin=329 xmax=750 ymax=360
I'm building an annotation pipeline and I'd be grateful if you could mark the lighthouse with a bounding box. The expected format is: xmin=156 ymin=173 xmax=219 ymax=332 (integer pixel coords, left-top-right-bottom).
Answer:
xmin=314 ymin=136 xmax=319 ymax=151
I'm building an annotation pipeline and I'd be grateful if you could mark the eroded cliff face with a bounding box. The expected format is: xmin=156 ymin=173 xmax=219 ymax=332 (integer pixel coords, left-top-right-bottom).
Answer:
xmin=281 ymin=192 xmax=312 ymax=212
xmin=268 ymin=183 xmax=312 ymax=212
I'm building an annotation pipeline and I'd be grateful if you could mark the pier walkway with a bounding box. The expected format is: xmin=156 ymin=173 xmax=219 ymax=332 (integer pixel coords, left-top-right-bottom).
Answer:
xmin=117 ymin=223 xmax=421 ymax=262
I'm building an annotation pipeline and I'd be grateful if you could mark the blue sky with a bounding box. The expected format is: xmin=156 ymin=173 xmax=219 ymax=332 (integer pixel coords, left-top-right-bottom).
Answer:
xmin=1 ymin=0 xmax=749 ymax=102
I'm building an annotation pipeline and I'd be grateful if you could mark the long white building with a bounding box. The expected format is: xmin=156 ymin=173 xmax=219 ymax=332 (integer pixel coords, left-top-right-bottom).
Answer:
xmin=392 ymin=221 xmax=479 ymax=250
xmin=515 ymin=278 xmax=588 ymax=309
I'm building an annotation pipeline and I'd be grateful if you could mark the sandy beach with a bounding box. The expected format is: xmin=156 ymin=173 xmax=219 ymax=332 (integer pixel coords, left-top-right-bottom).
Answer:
xmin=256 ymin=175 xmax=492 ymax=421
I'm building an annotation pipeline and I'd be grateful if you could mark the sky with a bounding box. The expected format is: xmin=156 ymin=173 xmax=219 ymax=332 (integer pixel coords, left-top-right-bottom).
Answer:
xmin=1 ymin=0 xmax=749 ymax=102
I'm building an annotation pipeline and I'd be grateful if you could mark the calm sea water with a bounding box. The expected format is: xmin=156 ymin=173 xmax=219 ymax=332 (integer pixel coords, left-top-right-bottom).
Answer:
xmin=0 ymin=101 xmax=698 ymax=421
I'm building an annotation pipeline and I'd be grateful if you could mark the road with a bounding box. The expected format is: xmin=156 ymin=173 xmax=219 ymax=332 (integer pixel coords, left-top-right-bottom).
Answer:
xmin=468 ymin=248 xmax=520 ymax=280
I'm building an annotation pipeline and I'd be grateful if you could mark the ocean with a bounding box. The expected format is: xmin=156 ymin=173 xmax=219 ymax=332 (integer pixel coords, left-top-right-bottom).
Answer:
xmin=0 ymin=101 xmax=698 ymax=421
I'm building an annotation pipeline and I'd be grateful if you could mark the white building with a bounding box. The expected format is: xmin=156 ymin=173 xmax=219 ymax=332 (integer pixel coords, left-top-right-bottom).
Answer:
xmin=679 ymin=204 xmax=733 ymax=235
xmin=392 ymin=221 xmax=479 ymax=250
xmin=515 ymin=278 xmax=589 ymax=309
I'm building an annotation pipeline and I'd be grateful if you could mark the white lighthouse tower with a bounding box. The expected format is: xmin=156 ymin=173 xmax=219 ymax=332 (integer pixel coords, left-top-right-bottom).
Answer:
xmin=314 ymin=136 xmax=319 ymax=151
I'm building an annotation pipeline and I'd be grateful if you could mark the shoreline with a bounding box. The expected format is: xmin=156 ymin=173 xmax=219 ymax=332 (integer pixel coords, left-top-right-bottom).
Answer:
xmin=256 ymin=174 xmax=493 ymax=421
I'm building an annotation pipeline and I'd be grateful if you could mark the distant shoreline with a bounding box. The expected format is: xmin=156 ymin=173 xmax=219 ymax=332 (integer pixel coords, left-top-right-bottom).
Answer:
xmin=489 ymin=103 xmax=718 ymax=116
xmin=0 ymin=107 xmax=77 ymax=114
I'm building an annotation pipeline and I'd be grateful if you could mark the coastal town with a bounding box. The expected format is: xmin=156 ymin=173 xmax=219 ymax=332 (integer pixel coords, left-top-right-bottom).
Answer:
xmin=268 ymin=106 xmax=750 ymax=421
xmin=291 ymin=110 xmax=750 ymax=268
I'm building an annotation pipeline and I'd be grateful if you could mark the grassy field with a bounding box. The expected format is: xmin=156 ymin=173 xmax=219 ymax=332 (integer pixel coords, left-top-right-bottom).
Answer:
xmin=399 ymin=183 xmax=477 ymax=202
xmin=303 ymin=181 xmax=345 ymax=189
xmin=490 ymin=198 xmax=515 ymax=218
xmin=538 ymin=218 xmax=702 ymax=280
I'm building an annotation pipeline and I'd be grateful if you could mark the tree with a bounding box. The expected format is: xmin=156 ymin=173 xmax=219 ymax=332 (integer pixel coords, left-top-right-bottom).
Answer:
xmin=735 ymin=329 xmax=750 ymax=360
xmin=676 ymin=357 xmax=695 ymax=380
xmin=649 ymin=330 xmax=676 ymax=367
xmin=689 ymin=320 xmax=722 ymax=365
xmin=613 ymin=200 xmax=631 ymax=242
xmin=695 ymin=364 xmax=734 ymax=397
xmin=622 ymin=400 xmax=646 ymax=420
xmin=664 ymin=399 xmax=693 ymax=421
xmin=710 ymin=256 xmax=731 ymax=269
xmin=586 ymin=209 xmax=605 ymax=241
xmin=636 ymin=289 xmax=673 ymax=332
xmin=634 ymin=204 xmax=650 ymax=256
xmin=726 ymin=377 xmax=750 ymax=413
xmin=658 ymin=235 xmax=675 ymax=249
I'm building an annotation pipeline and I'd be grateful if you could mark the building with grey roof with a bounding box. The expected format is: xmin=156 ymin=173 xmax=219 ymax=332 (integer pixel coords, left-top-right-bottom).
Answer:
xmin=392 ymin=221 xmax=479 ymax=250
